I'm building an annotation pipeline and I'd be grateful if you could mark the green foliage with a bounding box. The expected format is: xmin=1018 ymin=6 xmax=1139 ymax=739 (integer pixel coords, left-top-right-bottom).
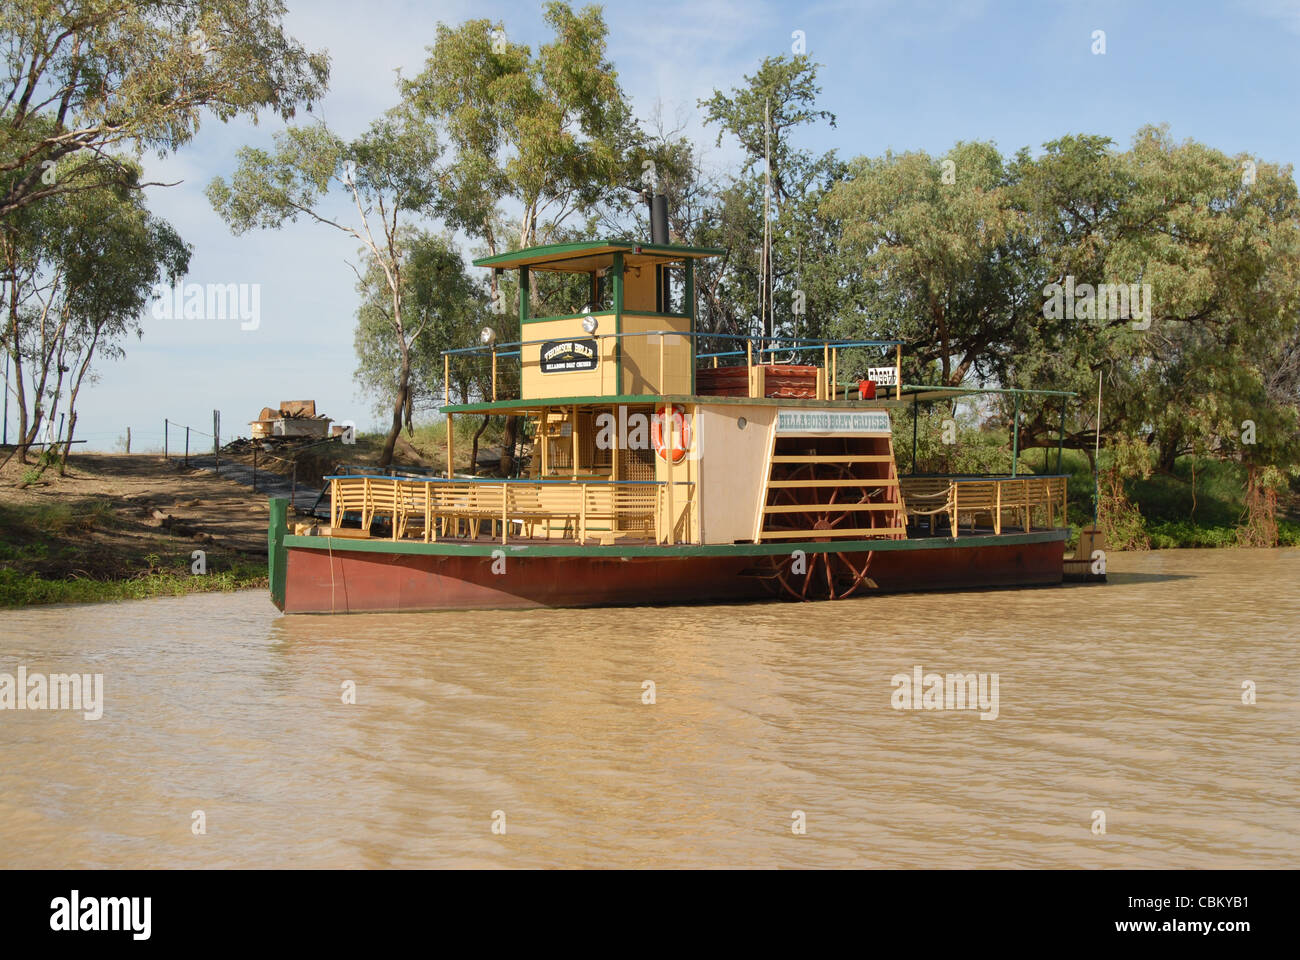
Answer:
xmin=824 ymin=140 xmax=1023 ymax=384
xmin=693 ymin=55 xmax=849 ymax=344
xmin=3 ymin=152 xmax=190 ymax=457
xmin=404 ymin=2 xmax=638 ymax=255
xmin=1146 ymin=522 xmax=1240 ymax=550
xmin=352 ymin=231 xmax=489 ymax=417
xmin=0 ymin=0 xmax=328 ymax=220
xmin=893 ymin=403 xmax=1018 ymax=476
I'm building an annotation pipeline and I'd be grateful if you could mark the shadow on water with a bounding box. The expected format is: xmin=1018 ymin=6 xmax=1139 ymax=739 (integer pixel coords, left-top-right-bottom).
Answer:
xmin=1103 ymin=571 xmax=1197 ymax=585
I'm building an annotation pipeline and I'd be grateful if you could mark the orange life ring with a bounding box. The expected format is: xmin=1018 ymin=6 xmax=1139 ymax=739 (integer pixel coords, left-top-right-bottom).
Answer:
xmin=651 ymin=403 xmax=691 ymax=464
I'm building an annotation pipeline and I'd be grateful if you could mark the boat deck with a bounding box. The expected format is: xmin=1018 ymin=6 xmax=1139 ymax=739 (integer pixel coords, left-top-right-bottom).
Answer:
xmin=314 ymin=473 xmax=1069 ymax=548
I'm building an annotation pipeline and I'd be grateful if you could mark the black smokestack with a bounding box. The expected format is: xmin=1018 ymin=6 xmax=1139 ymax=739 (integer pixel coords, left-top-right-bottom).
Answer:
xmin=650 ymin=194 xmax=669 ymax=245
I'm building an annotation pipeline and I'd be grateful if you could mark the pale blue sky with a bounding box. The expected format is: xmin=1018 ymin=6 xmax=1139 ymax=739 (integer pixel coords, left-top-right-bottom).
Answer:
xmin=16 ymin=0 xmax=1300 ymax=451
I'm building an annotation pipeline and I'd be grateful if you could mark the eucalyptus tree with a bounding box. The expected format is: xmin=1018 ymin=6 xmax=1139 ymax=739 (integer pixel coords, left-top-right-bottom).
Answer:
xmin=1012 ymin=127 xmax=1300 ymax=491
xmin=207 ymin=108 xmax=443 ymax=466
xmin=696 ymin=55 xmax=849 ymax=352
xmin=1 ymin=156 xmax=188 ymax=465
xmin=821 ymin=140 xmax=1026 ymax=387
xmin=0 ymin=0 xmax=327 ymax=220
xmin=405 ymin=2 xmax=636 ymax=265
xmin=403 ymin=2 xmax=639 ymax=472
xmin=352 ymin=231 xmax=490 ymax=467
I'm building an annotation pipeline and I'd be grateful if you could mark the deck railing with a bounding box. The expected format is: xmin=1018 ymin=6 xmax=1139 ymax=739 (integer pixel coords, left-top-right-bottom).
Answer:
xmin=441 ymin=331 xmax=905 ymax=404
xmin=899 ymin=475 xmax=1069 ymax=536
xmin=326 ymin=475 xmax=695 ymax=545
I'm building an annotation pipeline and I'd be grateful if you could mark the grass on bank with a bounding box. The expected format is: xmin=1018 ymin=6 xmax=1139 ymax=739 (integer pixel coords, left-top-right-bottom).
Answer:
xmin=0 ymin=498 xmax=266 ymax=608
xmin=0 ymin=565 xmax=266 ymax=607
xmin=405 ymin=416 xmax=510 ymax=470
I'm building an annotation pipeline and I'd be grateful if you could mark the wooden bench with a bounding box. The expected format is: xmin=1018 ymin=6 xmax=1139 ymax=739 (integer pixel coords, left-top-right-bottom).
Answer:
xmin=329 ymin=477 xmax=673 ymax=544
xmin=581 ymin=484 xmax=657 ymax=543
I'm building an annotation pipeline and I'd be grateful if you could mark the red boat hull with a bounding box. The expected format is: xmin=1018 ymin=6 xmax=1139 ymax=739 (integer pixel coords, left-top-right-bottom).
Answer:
xmin=280 ymin=538 xmax=1065 ymax=613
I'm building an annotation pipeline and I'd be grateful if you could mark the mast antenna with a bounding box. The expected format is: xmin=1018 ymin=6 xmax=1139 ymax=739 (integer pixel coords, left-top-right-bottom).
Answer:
xmin=762 ymin=97 xmax=773 ymax=343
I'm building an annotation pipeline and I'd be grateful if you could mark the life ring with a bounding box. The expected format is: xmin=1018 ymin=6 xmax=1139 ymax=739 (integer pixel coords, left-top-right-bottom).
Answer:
xmin=651 ymin=403 xmax=691 ymax=464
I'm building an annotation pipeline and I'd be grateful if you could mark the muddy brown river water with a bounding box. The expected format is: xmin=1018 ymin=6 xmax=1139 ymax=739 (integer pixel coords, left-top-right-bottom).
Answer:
xmin=1 ymin=549 xmax=1296 ymax=868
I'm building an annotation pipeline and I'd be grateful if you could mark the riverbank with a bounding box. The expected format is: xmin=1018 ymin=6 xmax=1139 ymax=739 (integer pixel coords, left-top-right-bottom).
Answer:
xmin=0 ymin=433 xmax=449 ymax=608
xmin=0 ymin=452 xmax=270 ymax=607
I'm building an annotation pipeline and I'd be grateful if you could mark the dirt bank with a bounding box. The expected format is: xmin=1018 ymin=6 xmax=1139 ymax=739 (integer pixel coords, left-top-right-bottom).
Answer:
xmin=0 ymin=452 xmax=272 ymax=606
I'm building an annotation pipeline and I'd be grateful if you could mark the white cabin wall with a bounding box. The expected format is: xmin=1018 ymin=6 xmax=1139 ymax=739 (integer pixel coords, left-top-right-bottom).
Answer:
xmin=697 ymin=404 xmax=777 ymax=544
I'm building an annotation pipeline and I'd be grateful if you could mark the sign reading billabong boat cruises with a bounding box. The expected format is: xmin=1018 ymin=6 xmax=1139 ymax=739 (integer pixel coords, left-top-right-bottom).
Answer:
xmin=539 ymin=338 xmax=598 ymax=373
xmin=776 ymin=409 xmax=891 ymax=434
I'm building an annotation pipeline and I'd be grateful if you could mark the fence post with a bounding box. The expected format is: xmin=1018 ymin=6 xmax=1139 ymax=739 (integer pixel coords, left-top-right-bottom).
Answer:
xmin=213 ymin=409 xmax=220 ymax=475
xmin=164 ymin=419 xmax=168 ymax=460
xmin=126 ymin=427 xmax=131 ymax=454
xmin=252 ymin=442 xmax=258 ymax=492
xmin=185 ymin=427 xmax=190 ymax=467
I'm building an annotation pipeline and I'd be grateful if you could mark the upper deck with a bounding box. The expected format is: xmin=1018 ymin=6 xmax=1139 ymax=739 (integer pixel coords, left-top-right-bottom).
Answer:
xmin=453 ymin=240 xmax=903 ymax=413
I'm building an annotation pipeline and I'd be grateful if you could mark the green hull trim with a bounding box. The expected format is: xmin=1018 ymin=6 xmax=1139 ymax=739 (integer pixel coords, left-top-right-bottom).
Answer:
xmin=268 ymin=498 xmax=288 ymax=607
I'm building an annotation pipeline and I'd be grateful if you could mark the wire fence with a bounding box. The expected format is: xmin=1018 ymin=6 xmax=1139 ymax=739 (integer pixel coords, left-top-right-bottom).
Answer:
xmin=162 ymin=417 xmax=216 ymax=466
xmin=5 ymin=408 xmax=355 ymax=518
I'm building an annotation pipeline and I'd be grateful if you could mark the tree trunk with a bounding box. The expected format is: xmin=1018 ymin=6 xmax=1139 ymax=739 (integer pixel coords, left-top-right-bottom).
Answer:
xmin=931 ymin=290 xmax=950 ymax=384
xmin=469 ymin=415 xmax=489 ymax=475
xmin=59 ymin=328 xmax=100 ymax=476
xmin=499 ymin=415 xmax=519 ymax=477
xmin=378 ymin=356 xmax=411 ymax=467
xmin=8 ymin=296 xmax=30 ymax=464
xmin=1157 ymin=437 xmax=1180 ymax=475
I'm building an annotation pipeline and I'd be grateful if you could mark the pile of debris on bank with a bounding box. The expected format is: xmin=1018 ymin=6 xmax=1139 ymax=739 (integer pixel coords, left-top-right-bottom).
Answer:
xmin=222 ymin=400 xmax=346 ymax=452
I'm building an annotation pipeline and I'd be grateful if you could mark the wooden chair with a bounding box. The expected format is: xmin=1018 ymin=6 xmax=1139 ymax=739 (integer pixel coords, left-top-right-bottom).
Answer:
xmin=329 ymin=477 xmax=371 ymax=535
xmin=899 ymin=478 xmax=954 ymax=535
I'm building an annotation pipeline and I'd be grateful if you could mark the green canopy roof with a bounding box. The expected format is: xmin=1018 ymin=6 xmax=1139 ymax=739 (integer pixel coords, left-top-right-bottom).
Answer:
xmin=472 ymin=240 xmax=726 ymax=273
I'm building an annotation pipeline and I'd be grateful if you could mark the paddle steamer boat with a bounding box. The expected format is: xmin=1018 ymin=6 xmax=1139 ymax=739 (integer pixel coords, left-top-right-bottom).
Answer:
xmin=268 ymin=237 xmax=1081 ymax=613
